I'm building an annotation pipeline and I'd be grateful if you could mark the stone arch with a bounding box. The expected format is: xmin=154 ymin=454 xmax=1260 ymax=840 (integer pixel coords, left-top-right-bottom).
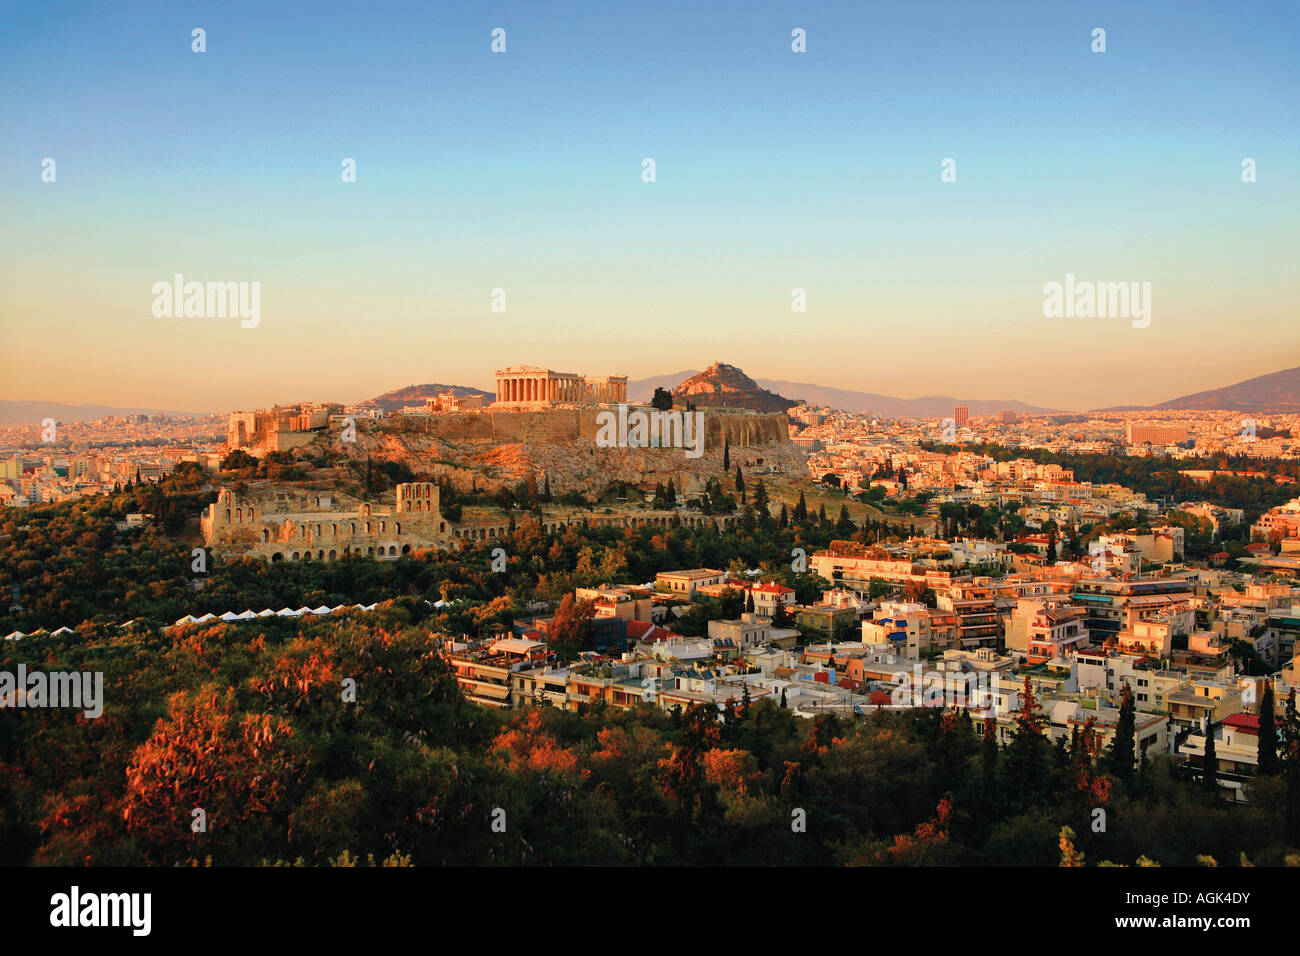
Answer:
xmin=328 ymin=549 xmax=337 ymax=560
xmin=271 ymin=552 xmax=284 ymax=562
xmin=402 ymin=544 xmax=411 ymax=555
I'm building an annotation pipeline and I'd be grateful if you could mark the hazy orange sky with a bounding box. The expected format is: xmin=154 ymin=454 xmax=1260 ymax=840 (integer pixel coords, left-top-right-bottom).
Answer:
xmin=3 ymin=1 xmax=1297 ymax=413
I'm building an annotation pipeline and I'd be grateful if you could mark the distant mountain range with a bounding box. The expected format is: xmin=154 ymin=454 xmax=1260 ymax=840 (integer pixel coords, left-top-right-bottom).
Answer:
xmin=629 ymin=370 xmax=1055 ymax=417
xmin=752 ymin=381 xmax=1056 ymax=418
xmin=1095 ymin=366 xmax=1300 ymax=414
xmin=0 ymin=401 xmax=199 ymax=425
xmin=20 ymin=363 xmax=1291 ymax=427
xmin=629 ymin=364 xmax=1300 ymax=417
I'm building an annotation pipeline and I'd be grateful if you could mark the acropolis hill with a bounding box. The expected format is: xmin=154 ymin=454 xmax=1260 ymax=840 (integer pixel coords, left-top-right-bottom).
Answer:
xmin=225 ymin=364 xmax=806 ymax=498
xmin=325 ymin=405 xmax=801 ymax=498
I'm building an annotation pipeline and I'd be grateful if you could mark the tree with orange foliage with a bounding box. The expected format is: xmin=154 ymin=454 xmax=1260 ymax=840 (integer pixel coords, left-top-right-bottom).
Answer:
xmin=120 ymin=687 xmax=308 ymax=864
xmin=547 ymin=594 xmax=595 ymax=661
xmin=491 ymin=710 xmax=580 ymax=776
xmin=851 ymin=798 xmax=960 ymax=866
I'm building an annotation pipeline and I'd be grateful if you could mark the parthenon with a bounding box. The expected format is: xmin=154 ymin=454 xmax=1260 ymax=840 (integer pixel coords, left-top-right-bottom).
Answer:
xmin=494 ymin=366 xmax=628 ymax=406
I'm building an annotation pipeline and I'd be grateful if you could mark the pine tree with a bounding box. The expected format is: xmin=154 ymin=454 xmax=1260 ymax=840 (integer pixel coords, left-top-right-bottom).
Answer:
xmin=837 ymin=505 xmax=853 ymax=532
xmin=1201 ymin=721 xmax=1219 ymax=797
xmin=1004 ymin=677 xmax=1051 ymax=810
xmin=1259 ymin=682 xmax=1279 ymax=775
xmin=1103 ymin=682 xmax=1136 ymax=786
xmin=1285 ymin=728 xmax=1300 ymax=846
xmin=778 ymin=503 xmax=789 ymax=528
xmin=794 ymin=491 xmax=808 ymax=522
xmin=982 ymin=716 xmax=998 ymax=788
xmin=722 ymin=438 xmax=730 ymax=472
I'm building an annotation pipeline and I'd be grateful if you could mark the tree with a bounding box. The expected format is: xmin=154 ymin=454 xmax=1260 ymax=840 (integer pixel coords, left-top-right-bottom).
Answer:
xmin=1201 ymin=721 xmax=1219 ymax=797
xmin=1003 ymin=677 xmax=1052 ymax=811
xmin=1259 ymin=682 xmax=1279 ymax=775
xmin=793 ymin=491 xmax=808 ymax=523
xmin=651 ymin=387 xmax=673 ymax=411
xmin=982 ymin=716 xmax=998 ymax=789
xmin=549 ymin=594 xmax=596 ymax=660
xmin=1103 ymin=682 xmax=1136 ymax=786
xmin=220 ymin=449 xmax=258 ymax=471
xmin=722 ymin=438 xmax=730 ymax=472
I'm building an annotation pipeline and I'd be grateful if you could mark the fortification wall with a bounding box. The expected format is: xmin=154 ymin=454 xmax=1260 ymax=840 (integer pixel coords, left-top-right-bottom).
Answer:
xmin=382 ymin=407 xmax=789 ymax=449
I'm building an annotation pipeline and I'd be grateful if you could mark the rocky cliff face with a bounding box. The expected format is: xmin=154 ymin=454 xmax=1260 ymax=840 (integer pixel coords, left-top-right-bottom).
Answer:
xmin=672 ymin=363 xmax=797 ymax=412
xmin=310 ymin=407 xmax=804 ymax=498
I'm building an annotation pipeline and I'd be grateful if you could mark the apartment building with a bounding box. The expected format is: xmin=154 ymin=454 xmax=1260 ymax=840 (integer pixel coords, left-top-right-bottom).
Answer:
xmin=655 ymin=568 xmax=725 ymax=599
xmin=1070 ymin=578 xmax=1194 ymax=640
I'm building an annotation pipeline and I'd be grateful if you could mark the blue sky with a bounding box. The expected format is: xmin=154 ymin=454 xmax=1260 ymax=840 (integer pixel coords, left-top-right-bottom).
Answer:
xmin=1 ymin=0 xmax=1296 ymax=411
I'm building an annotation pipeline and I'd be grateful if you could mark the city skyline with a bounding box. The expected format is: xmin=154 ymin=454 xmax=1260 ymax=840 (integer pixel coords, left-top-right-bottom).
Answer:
xmin=3 ymin=0 xmax=1297 ymax=410
xmin=5 ymin=357 xmax=1300 ymax=419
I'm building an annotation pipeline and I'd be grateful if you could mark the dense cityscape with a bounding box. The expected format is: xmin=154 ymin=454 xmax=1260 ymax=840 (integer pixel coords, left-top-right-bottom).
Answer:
xmin=4 ymin=362 xmax=1300 ymax=874
xmin=2 ymin=0 xmax=1295 ymax=941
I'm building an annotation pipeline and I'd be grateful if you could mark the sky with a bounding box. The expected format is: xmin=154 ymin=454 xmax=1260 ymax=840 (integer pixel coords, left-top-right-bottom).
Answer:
xmin=1 ymin=0 xmax=1297 ymax=413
